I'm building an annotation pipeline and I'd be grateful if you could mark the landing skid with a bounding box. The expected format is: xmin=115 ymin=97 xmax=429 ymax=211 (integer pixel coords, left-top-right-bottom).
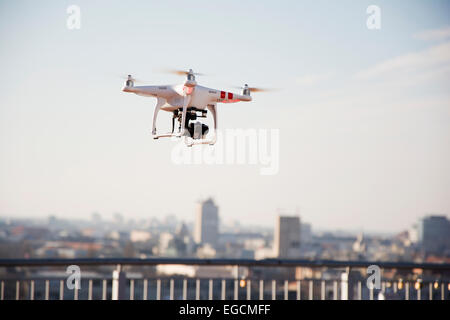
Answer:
xmin=184 ymin=135 xmax=217 ymax=147
xmin=152 ymin=132 xmax=181 ymax=139
xmin=152 ymin=132 xmax=217 ymax=146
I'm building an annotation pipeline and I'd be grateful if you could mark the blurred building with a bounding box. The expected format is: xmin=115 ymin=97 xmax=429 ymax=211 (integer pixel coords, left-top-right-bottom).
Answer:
xmin=352 ymin=233 xmax=367 ymax=260
xmin=196 ymin=244 xmax=217 ymax=258
xmin=174 ymin=223 xmax=194 ymax=257
xmin=156 ymin=264 xmax=239 ymax=278
xmin=194 ymin=198 xmax=219 ymax=247
xmin=418 ymin=215 xmax=450 ymax=254
xmin=300 ymin=223 xmax=312 ymax=244
xmin=254 ymin=247 xmax=275 ymax=260
xmin=274 ymin=216 xmax=301 ymax=258
xmin=353 ymin=233 xmax=366 ymax=253
xmin=408 ymin=224 xmax=419 ymax=244
xmin=130 ymin=230 xmax=152 ymax=242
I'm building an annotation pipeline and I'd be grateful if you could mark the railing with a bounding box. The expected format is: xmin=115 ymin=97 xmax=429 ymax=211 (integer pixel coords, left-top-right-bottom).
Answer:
xmin=0 ymin=258 xmax=449 ymax=300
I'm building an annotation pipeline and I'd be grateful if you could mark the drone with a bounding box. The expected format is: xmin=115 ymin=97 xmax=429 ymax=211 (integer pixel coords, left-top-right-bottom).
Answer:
xmin=122 ymin=69 xmax=268 ymax=146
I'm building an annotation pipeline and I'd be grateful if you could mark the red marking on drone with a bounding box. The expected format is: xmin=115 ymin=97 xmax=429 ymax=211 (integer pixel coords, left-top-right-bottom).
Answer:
xmin=222 ymin=99 xmax=240 ymax=103
xmin=220 ymin=91 xmax=226 ymax=99
xmin=183 ymin=86 xmax=194 ymax=95
xmin=228 ymin=92 xmax=233 ymax=99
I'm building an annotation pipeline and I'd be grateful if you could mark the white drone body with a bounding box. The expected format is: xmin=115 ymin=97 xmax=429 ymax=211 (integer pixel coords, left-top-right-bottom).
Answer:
xmin=122 ymin=69 xmax=253 ymax=146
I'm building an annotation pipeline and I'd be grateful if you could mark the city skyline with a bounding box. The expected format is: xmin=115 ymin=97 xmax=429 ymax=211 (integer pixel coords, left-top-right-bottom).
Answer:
xmin=2 ymin=207 xmax=449 ymax=261
xmin=1 ymin=1 xmax=449 ymax=233
xmin=1 ymin=201 xmax=447 ymax=237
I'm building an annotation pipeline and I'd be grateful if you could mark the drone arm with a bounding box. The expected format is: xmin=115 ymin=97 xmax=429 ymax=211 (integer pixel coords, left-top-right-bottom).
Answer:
xmin=152 ymin=97 xmax=167 ymax=136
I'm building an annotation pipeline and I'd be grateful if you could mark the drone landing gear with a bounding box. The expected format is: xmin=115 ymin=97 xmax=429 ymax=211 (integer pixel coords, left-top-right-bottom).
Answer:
xmin=180 ymin=106 xmax=218 ymax=146
xmin=152 ymin=104 xmax=217 ymax=146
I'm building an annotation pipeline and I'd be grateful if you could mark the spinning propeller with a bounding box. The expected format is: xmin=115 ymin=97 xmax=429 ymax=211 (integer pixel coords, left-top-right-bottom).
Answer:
xmin=119 ymin=74 xmax=146 ymax=83
xmin=160 ymin=68 xmax=206 ymax=77
xmin=232 ymin=85 xmax=275 ymax=93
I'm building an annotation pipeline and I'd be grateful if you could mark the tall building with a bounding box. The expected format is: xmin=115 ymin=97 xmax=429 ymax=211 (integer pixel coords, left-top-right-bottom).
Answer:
xmin=417 ymin=215 xmax=450 ymax=254
xmin=194 ymin=198 xmax=219 ymax=247
xmin=274 ymin=216 xmax=301 ymax=258
xmin=300 ymin=222 xmax=312 ymax=244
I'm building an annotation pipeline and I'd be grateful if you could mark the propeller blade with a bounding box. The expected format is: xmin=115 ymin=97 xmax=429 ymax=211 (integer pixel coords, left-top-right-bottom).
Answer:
xmin=119 ymin=74 xmax=146 ymax=83
xmin=248 ymin=87 xmax=274 ymax=93
xmin=159 ymin=68 xmax=206 ymax=76
xmin=231 ymin=86 xmax=276 ymax=93
xmin=171 ymin=69 xmax=189 ymax=76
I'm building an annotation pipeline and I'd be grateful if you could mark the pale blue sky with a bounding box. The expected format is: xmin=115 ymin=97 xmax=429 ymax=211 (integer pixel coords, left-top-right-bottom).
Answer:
xmin=0 ymin=0 xmax=449 ymax=232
